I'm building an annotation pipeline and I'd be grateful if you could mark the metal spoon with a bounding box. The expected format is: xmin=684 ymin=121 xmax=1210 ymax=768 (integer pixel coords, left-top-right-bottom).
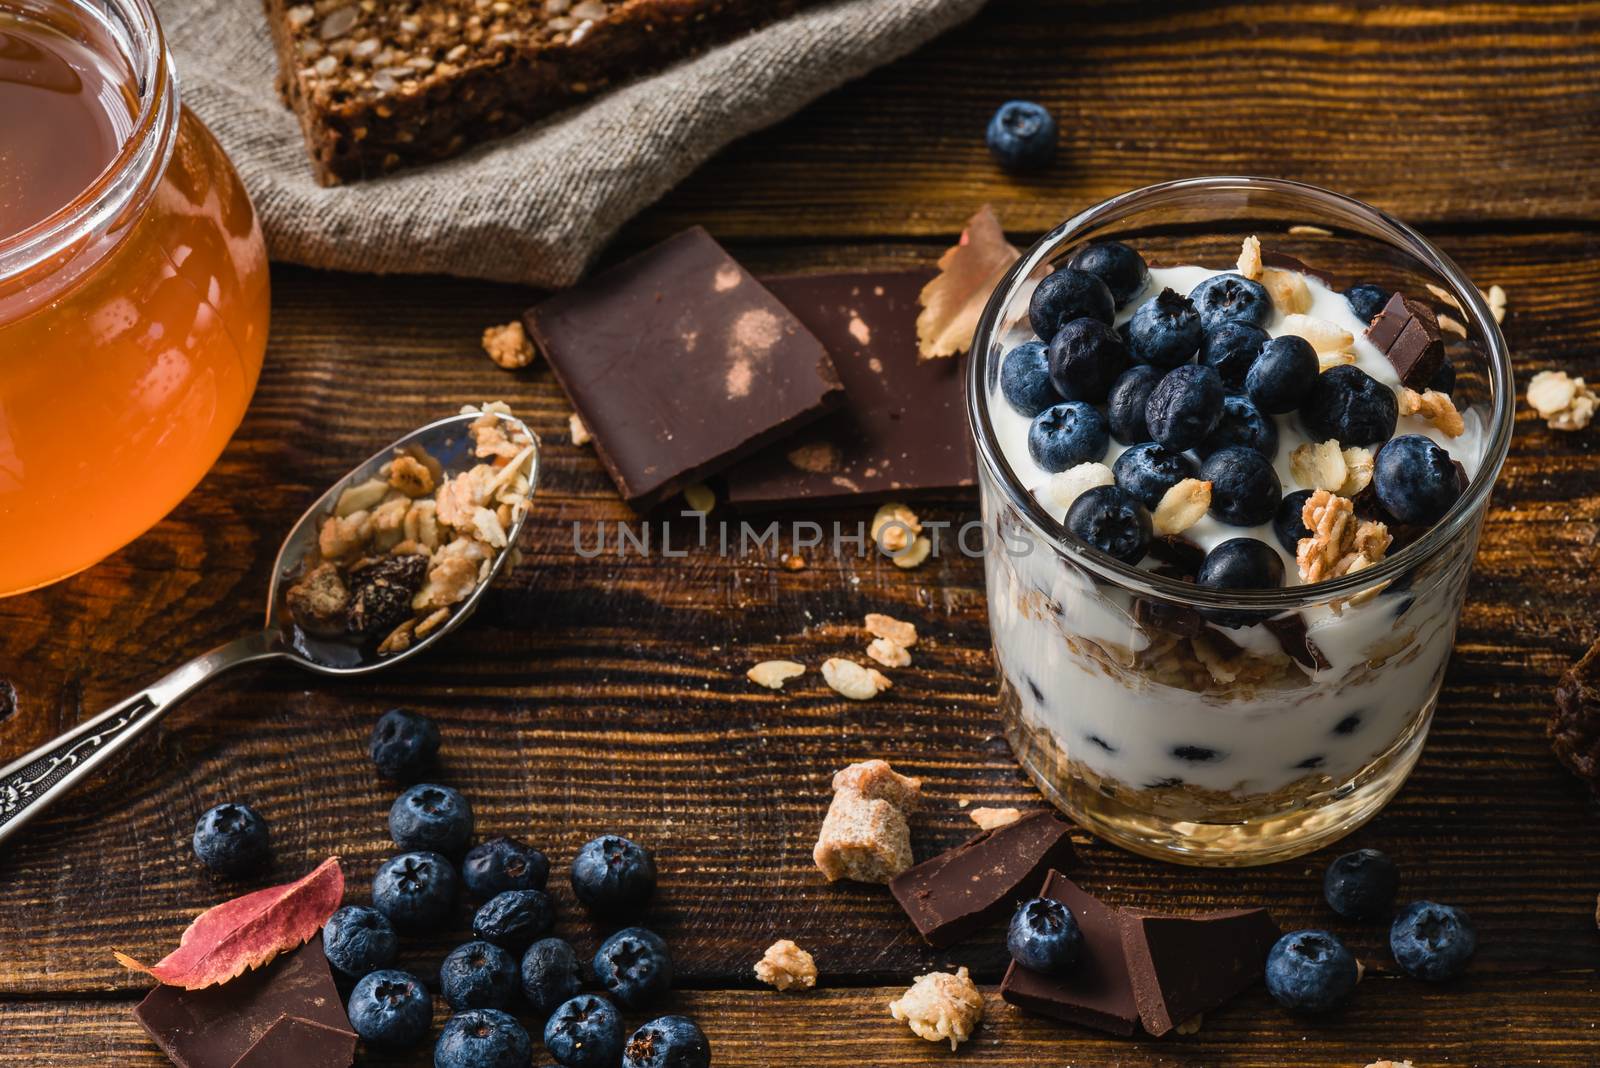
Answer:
xmin=0 ymin=410 xmax=539 ymax=847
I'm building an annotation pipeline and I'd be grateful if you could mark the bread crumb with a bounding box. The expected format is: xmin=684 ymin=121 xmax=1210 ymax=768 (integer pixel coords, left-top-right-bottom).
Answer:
xmin=568 ymin=413 xmax=592 ymax=445
xmin=889 ymin=967 xmax=984 ymax=1051
xmin=813 ymin=759 xmax=921 ymax=883
xmin=969 ymin=806 xmax=1023 ymax=830
xmin=755 ymin=939 xmax=817 ymax=992
xmin=481 ymin=321 xmax=536 ymax=369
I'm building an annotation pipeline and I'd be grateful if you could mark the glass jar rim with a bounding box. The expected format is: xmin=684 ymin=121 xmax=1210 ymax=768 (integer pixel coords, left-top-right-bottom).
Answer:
xmin=0 ymin=0 xmax=175 ymax=275
xmin=964 ymin=175 xmax=1515 ymax=612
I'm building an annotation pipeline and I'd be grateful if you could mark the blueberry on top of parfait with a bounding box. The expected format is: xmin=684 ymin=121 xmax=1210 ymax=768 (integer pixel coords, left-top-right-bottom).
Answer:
xmin=986 ymin=100 xmax=1057 ymax=173
xmin=1301 ymin=364 xmax=1399 ymax=446
xmin=1390 ymin=901 xmax=1476 ymax=981
xmin=1197 ymin=537 xmax=1285 ymax=592
xmin=1144 ymin=363 xmax=1225 ymax=452
xmin=1245 ymin=334 xmax=1320 ymax=414
xmin=1375 ymin=434 xmax=1462 ymax=525
xmin=1200 ymin=320 xmax=1269 ymax=390
xmin=1029 ymin=267 xmax=1115 ymax=340
xmin=1113 ymin=442 xmax=1197 ymax=509
xmin=1125 ymin=289 xmax=1202 ymax=369
xmin=1047 ymin=317 xmax=1129 ymax=402
xmin=1323 ymin=848 xmax=1400 ymax=919
xmin=1273 ymin=488 xmax=1315 ymax=554
xmin=1344 ymin=282 xmax=1392 ymax=324
xmin=1028 ymin=401 xmax=1109 ymax=473
xmin=1064 ymin=485 xmax=1151 ymax=564
xmin=1066 ymin=240 xmax=1148 ymax=307
xmin=1105 ymin=364 xmax=1163 ymax=444
xmin=1189 ymin=272 xmax=1272 ymax=332
xmin=1200 ymin=445 xmax=1282 ymax=527
xmin=999 ymin=340 xmax=1061 ymax=416
xmin=1199 ymin=394 xmax=1279 ymax=460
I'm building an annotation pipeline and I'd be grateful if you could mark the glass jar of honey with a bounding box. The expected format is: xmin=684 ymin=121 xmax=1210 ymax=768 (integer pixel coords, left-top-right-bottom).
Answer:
xmin=0 ymin=0 xmax=270 ymax=595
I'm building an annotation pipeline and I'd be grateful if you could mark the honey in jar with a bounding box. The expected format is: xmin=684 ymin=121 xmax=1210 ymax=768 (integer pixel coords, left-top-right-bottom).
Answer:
xmin=0 ymin=0 xmax=270 ymax=595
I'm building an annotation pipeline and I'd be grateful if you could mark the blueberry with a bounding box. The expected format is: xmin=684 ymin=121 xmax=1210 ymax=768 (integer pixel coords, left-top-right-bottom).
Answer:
xmin=1245 ymin=335 xmax=1319 ymax=414
xmin=1200 ymin=445 xmax=1282 ymax=527
xmin=1066 ymin=241 xmax=1148 ymax=307
xmin=1273 ymin=488 xmax=1315 ymax=554
xmin=1429 ymin=357 xmax=1456 ymax=395
xmin=1199 ymin=394 xmax=1279 ymax=460
xmin=593 ymin=927 xmax=674 ymax=1008
xmin=192 ymin=803 xmax=269 ymax=876
xmin=1301 ymin=365 xmax=1399 ymax=446
xmin=439 ymin=940 xmax=519 ymax=1012
xmin=1125 ymin=289 xmax=1202 ymax=369
xmin=370 ymin=707 xmax=441 ymax=782
xmin=436 ymin=1008 xmax=533 ymax=1068
xmin=999 ymin=340 xmax=1061 ymax=416
xmin=1172 ymin=745 xmax=1223 ymax=763
xmin=1105 ymin=365 xmax=1163 ymax=444
xmin=1112 ymin=442 xmax=1197 ymax=509
xmin=1345 ymin=282 xmax=1391 ymax=324
xmin=1027 ymin=401 xmax=1109 ymax=473
xmin=1028 ymin=268 xmax=1115 ymax=340
xmin=1390 ymin=901 xmax=1476 ymax=981
xmin=464 ymin=836 xmax=550 ymax=899
xmin=1265 ymin=930 xmax=1358 ymax=1014
xmin=985 ymin=100 xmax=1057 ymax=173
xmin=623 ymin=1015 xmax=711 ymax=1068
xmin=1323 ymin=848 xmax=1400 ymax=920
xmin=1190 ymin=272 xmax=1272 ymax=332
xmin=1200 ymin=321 xmax=1269 ymax=389
xmin=1198 ymin=538 xmax=1285 ymax=592
xmin=570 ymin=834 xmax=657 ymax=914
xmin=347 ymin=969 xmax=432 ymax=1048
xmin=544 ymin=994 xmax=624 ymax=1068
xmin=373 ymin=851 xmax=460 ymax=932
xmin=1375 ymin=435 xmax=1462 ymax=525
xmin=1145 ymin=364 xmax=1225 ymax=452
xmin=475 ymin=889 xmax=556 ymax=951
xmin=1064 ymin=485 xmax=1151 ymax=564
xmin=521 ymin=937 xmax=583 ymax=1017
xmin=1006 ymin=897 xmax=1083 ymax=974
xmin=1046 ymin=317 xmax=1130 ymax=402
xmin=390 ymin=783 xmax=474 ymax=856
xmin=323 ymin=905 xmax=399 ymax=978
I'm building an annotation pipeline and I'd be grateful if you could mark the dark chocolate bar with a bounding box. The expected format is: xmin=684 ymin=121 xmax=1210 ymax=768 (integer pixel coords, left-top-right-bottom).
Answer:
xmin=1366 ymin=291 xmax=1445 ymax=389
xmin=1118 ymin=906 xmax=1282 ymax=1036
xmin=525 ymin=227 xmax=844 ymax=508
xmin=229 ymin=1015 xmax=358 ymax=1068
xmin=890 ymin=810 xmax=1076 ymax=948
xmin=722 ymin=270 xmax=976 ymax=506
xmin=999 ymin=871 xmax=1140 ymax=1036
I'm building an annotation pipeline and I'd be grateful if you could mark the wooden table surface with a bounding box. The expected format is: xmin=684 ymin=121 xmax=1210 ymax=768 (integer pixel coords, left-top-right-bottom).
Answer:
xmin=4 ymin=2 xmax=1600 ymax=1065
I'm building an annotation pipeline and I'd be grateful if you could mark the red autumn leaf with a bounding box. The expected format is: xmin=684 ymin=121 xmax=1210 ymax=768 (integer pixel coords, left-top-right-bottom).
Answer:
xmin=915 ymin=205 xmax=1021 ymax=359
xmin=115 ymin=856 xmax=344 ymax=990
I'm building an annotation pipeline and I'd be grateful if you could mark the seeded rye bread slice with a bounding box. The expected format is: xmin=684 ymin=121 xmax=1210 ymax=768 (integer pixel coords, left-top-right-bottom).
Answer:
xmin=264 ymin=0 xmax=823 ymax=186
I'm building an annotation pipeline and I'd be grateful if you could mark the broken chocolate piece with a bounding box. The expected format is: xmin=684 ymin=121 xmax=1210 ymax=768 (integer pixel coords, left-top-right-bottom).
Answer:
xmin=1118 ymin=906 xmax=1282 ymax=1037
xmin=525 ymin=227 xmax=843 ymax=508
xmin=890 ymin=810 xmax=1075 ymax=947
xmin=999 ymin=871 xmax=1140 ymax=1036
xmin=723 ymin=271 xmax=976 ymax=506
xmin=1552 ymin=635 xmax=1600 ymax=794
xmin=229 ymin=1016 xmax=357 ymax=1068
xmin=1367 ymin=292 xmax=1445 ymax=389
xmin=133 ymin=938 xmax=354 ymax=1068
xmin=1265 ymin=614 xmax=1331 ymax=672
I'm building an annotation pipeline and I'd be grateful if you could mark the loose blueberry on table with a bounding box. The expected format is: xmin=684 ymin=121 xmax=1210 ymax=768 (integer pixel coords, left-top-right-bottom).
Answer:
xmin=985 ymin=100 xmax=1058 ymax=173
xmin=622 ymin=1015 xmax=713 ymax=1068
xmin=369 ymin=706 xmax=441 ymax=782
xmin=1265 ymin=929 xmax=1359 ymax=1014
xmin=390 ymin=782 xmax=475 ymax=856
xmin=1006 ymin=897 xmax=1084 ymax=974
xmin=1390 ymin=900 xmax=1477 ymax=981
xmin=1323 ymin=848 xmax=1401 ymax=919
xmin=570 ymin=833 xmax=658 ymax=914
xmin=474 ymin=888 xmax=557 ymax=950
xmin=440 ymin=939 xmax=520 ymax=1011
xmin=594 ymin=926 xmax=675 ymax=1007
xmin=373 ymin=850 xmax=461 ymax=931
xmin=521 ymin=937 xmax=585 ymax=1016
xmin=435 ymin=1007 xmax=534 ymax=1068
xmin=464 ymin=835 xmax=551 ymax=898
xmin=322 ymin=904 xmax=399 ymax=978
xmin=544 ymin=993 xmax=625 ymax=1068
xmin=346 ymin=968 xmax=433 ymax=1048
xmin=191 ymin=802 xmax=269 ymax=876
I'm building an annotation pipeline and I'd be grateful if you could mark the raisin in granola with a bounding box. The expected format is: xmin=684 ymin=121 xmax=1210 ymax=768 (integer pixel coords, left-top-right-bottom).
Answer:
xmin=347 ymin=553 xmax=429 ymax=635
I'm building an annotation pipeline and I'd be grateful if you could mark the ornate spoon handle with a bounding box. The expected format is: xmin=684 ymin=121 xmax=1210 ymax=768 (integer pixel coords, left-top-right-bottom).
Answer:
xmin=0 ymin=632 xmax=282 ymax=847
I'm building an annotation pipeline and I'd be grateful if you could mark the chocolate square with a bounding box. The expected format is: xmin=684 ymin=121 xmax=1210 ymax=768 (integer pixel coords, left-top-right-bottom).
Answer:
xmin=133 ymin=938 xmax=354 ymax=1068
xmin=890 ymin=810 xmax=1076 ymax=948
xmin=525 ymin=227 xmax=844 ymax=507
xmin=229 ymin=1015 xmax=358 ymax=1068
xmin=999 ymin=871 xmax=1140 ymax=1036
xmin=1366 ymin=291 xmax=1445 ymax=389
xmin=1118 ymin=906 xmax=1282 ymax=1036
xmin=722 ymin=270 xmax=976 ymax=506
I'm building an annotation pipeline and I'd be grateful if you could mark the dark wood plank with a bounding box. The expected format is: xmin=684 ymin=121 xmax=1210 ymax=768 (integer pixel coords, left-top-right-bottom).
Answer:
xmin=5 ymin=973 xmax=1599 ymax=1067
xmin=631 ymin=0 xmax=1600 ymax=243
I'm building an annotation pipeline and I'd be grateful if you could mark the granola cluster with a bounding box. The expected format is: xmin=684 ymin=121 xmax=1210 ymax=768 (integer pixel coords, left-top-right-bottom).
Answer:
xmin=754 ymin=939 xmax=817 ymax=992
xmin=285 ymin=403 xmax=536 ymax=655
xmin=888 ymin=967 xmax=984 ymax=1050
xmin=1527 ymin=369 xmax=1598 ymax=431
xmin=812 ymin=759 xmax=922 ymax=884
xmin=1295 ymin=490 xmax=1392 ymax=585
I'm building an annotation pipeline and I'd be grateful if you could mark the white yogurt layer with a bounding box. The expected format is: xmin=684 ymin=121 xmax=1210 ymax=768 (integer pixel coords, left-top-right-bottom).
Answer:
xmin=983 ymin=262 xmax=1486 ymax=796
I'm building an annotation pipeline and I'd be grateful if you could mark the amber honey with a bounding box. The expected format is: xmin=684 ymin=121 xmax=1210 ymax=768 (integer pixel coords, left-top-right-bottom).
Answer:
xmin=0 ymin=1 xmax=270 ymax=594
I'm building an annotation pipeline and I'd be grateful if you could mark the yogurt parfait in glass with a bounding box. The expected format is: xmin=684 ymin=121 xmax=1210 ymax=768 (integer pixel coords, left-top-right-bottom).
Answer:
xmin=966 ymin=177 xmax=1513 ymax=866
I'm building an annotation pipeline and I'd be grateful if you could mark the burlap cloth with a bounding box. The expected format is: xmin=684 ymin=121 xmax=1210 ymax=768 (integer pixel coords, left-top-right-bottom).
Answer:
xmin=155 ymin=0 xmax=987 ymax=289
